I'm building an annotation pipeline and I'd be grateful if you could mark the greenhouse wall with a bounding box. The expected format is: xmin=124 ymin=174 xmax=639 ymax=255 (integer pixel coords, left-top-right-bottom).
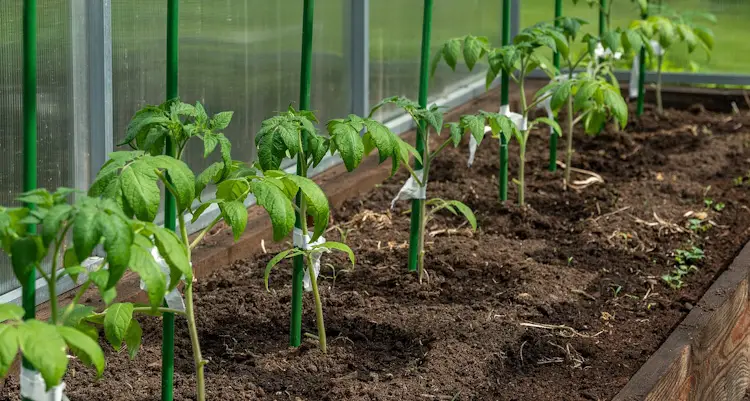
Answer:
xmin=0 ymin=0 xmax=748 ymax=303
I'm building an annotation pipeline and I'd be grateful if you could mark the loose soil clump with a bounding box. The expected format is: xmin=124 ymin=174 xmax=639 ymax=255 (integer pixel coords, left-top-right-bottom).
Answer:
xmin=4 ymin=98 xmax=750 ymax=400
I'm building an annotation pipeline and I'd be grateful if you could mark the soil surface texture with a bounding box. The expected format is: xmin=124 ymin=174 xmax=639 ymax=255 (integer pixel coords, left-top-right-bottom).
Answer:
xmin=5 ymin=97 xmax=750 ymax=401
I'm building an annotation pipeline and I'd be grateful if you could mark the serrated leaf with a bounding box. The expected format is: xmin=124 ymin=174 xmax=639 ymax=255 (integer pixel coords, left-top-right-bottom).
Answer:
xmin=0 ymin=304 xmax=24 ymax=323
xmin=124 ymin=320 xmax=142 ymax=360
xmin=363 ymin=119 xmax=395 ymax=164
xmin=463 ymin=35 xmax=484 ymax=71
xmin=121 ymin=162 xmax=160 ymax=222
xmin=443 ymin=38 xmax=461 ymax=70
xmin=603 ymin=87 xmax=628 ymax=128
xmin=42 ymin=204 xmax=73 ymax=247
xmin=103 ymin=303 xmax=134 ymax=351
xmin=462 ymin=114 xmax=486 ymax=147
xmin=17 ymin=320 xmax=68 ymax=389
xmin=211 ymin=111 xmax=234 ymax=130
xmin=217 ymin=135 xmax=233 ymax=177
xmin=203 ymin=133 xmax=218 ymax=158
xmin=284 ymin=176 xmax=329 ymax=241
xmin=17 ymin=189 xmax=54 ymax=208
xmin=429 ymin=48 xmax=443 ymax=77
xmin=220 ymin=201 xmax=248 ymax=241
xmin=98 ymin=214 xmax=133 ymax=288
xmin=58 ymin=326 xmax=105 ymax=377
xmin=60 ymin=305 xmax=95 ymax=327
xmin=550 ymin=81 xmax=572 ymax=111
xmin=574 ymin=81 xmax=598 ymax=111
xmin=128 ymin=243 xmax=167 ymax=307
xmin=121 ymin=108 xmax=169 ymax=148
xmin=329 ymin=121 xmax=364 ymax=172
xmin=72 ymin=207 xmax=101 ymax=262
xmin=195 ymin=162 xmax=225 ymax=200
xmin=447 ymin=122 xmax=463 ymax=147
xmin=251 ymin=180 xmax=295 ymax=242
xmin=216 ymin=178 xmax=250 ymax=202
xmin=0 ymin=325 xmax=18 ymax=377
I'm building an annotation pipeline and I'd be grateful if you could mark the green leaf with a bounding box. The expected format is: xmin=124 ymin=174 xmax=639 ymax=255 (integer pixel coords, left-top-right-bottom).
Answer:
xmin=601 ymin=30 xmax=621 ymax=53
xmin=17 ymin=189 xmax=54 ymax=209
xmin=319 ymin=241 xmax=355 ymax=265
xmin=103 ymin=303 xmax=134 ymax=351
xmin=264 ymin=249 xmax=293 ymax=290
xmin=195 ymin=101 xmax=208 ymax=123
xmin=17 ymin=320 xmax=69 ymax=389
xmin=0 ymin=325 xmax=18 ymax=377
xmin=220 ymin=201 xmax=248 ymax=241
xmin=217 ymin=135 xmax=233 ymax=177
xmin=121 ymin=108 xmax=169 ymax=147
xmin=72 ymin=207 xmax=101 ymax=262
xmin=362 ymin=119 xmax=394 ymax=163
xmin=284 ymin=175 xmax=330 ymax=241
xmin=256 ymin=115 xmax=301 ymax=169
xmin=534 ymin=117 xmax=562 ymax=136
xmin=461 ymin=114 xmax=486 ymax=146
xmin=443 ymin=38 xmax=461 ymax=70
xmin=211 ymin=111 xmax=234 ymax=130
xmin=42 ymin=204 xmax=73 ymax=247
xmin=694 ymin=26 xmax=714 ymax=51
xmin=574 ymin=80 xmax=598 ymax=111
xmin=447 ymin=122 xmax=463 ymax=147
xmin=429 ymin=48 xmax=443 ymax=77
xmin=64 ymin=265 xmax=87 ymax=284
xmin=128 ymin=243 xmax=167 ymax=308
xmin=170 ymin=101 xmax=196 ymax=118
xmin=57 ymin=326 xmax=105 ymax=376
xmin=11 ymin=237 xmax=43 ymax=284
xmin=307 ymin=133 xmax=329 ymax=167
xmin=151 ymin=226 xmax=192 ymax=282
xmin=448 ymin=201 xmax=477 ymax=231
xmin=463 ymin=35 xmax=484 ymax=71
xmin=195 ymin=162 xmax=225 ymax=200
xmin=251 ymin=180 xmax=295 ymax=242
xmin=603 ymin=87 xmax=628 ymax=128
xmin=89 ymin=270 xmax=117 ymax=304
xmin=149 ymin=156 xmax=196 ymax=213
xmin=121 ymin=162 xmax=161 ymax=222
xmin=216 ymin=178 xmax=250 ymax=202
xmin=0 ymin=304 xmax=24 ymax=323
xmin=329 ymin=120 xmax=365 ymax=172
xmin=202 ymin=133 xmax=219 ymax=158
xmin=550 ymin=80 xmax=572 ymax=111
xmin=124 ymin=320 xmax=142 ymax=359
xmin=98 ymin=214 xmax=133 ymax=288
xmin=60 ymin=305 xmax=95 ymax=327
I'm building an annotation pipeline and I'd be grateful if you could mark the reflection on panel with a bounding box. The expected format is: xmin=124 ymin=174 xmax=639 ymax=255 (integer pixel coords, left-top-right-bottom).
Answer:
xmin=0 ymin=0 xmax=80 ymax=295
xmin=369 ymin=0 xmax=503 ymax=121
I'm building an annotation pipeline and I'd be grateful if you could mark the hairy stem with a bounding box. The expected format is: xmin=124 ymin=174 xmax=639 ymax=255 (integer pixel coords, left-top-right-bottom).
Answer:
xmin=307 ymin=254 xmax=327 ymax=353
xmin=417 ymin=129 xmax=431 ymax=282
xmin=564 ymin=95 xmax=574 ymax=190
xmin=49 ymin=224 xmax=71 ymax=325
xmin=184 ymin=282 xmax=206 ymax=401
xmin=518 ymin=136 xmax=527 ymax=206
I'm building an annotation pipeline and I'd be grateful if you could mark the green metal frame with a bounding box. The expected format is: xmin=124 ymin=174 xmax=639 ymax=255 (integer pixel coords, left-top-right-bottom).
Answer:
xmin=499 ymin=0 xmax=511 ymax=201
xmin=549 ymin=0 xmax=563 ymax=172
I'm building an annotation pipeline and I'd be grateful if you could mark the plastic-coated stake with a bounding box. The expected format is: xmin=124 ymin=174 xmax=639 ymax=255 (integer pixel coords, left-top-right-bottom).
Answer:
xmin=549 ymin=0 xmax=563 ymax=172
xmin=599 ymin=0 xmax=607 ymax=36
xmin=406 ymin=0 xmax=433 ymax=273
xmin=499 ymin=0 xmax=511 ymax=201
xmin=161 ymin=1 xmax=179 ymax=400
xmin=22 ymin=2 xmax=37 ymax=399
xmin=290 ymin=0 xmax=315 ymax=347
xmin=636 ymin=8 xmax=647 ymax=117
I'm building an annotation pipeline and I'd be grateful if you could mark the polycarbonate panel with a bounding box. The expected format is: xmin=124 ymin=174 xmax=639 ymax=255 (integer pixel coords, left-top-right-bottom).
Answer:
xmin=369 ymin=0 xmax=503 ymax=121
xmin=112 ymin=0 xmax=349 ymax=174
xmin=521 ymin=0 xmax=750 ymax=74
xmin=0 ymin=0 xmax=83 ymax=295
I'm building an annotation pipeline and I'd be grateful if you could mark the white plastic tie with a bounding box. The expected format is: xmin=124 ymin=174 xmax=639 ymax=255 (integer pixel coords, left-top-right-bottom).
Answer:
xmin=293 ymin=228 xmax=326 ymax=292
xmin=20 ymin=368 xmax=67 ymax=401
xmin=629 ymin=40 xmax=663 ymax=99
xmin=390 ymin=169 xmax=426 ymax=209
xmin=138 ymin=247 xmax=186 ymax=312
xmin=467 ymin=126 xmax=493 ymax=167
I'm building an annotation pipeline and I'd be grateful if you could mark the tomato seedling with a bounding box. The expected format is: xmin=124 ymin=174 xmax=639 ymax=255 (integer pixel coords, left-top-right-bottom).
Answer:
xmin=0 ymin=188 xmax=188 ymax=396
xmin=91 ymin=100 xmax=314 ymax=401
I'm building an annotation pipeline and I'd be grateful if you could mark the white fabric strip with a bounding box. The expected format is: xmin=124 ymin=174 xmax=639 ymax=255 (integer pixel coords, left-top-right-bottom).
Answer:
xmin=138 ymin=247 xmax=186 ymax=312
xmin=20 ymin=367 xmax=67 ymax=401
xmin=293 ymin=227 xmax=326 ymax=292
xmin=390 ymin=169 xmax=426 ymax=209
xmin=630 ymin=40 xmax=663 ymax=99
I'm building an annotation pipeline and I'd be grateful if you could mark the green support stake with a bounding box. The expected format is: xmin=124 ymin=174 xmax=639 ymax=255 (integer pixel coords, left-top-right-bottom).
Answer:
xmin=599 ymin=0 xmax=607 ymax=35
xmin=406 ymin=0 xmax=433 ymax=273
xmin=636 ymin=6 xmax=647 ymax=117
xmin=549 ymin=0 xmax=562 ymax=172
xmin=22 ymin=1 xmax=37 ymax=398
xmin=290 ymin=0 xmax=315 ymax=346
xmin=499 ymin=0 xmax=511 ymax=201
xmin=161 ymin=1 xmax=179 ymax=400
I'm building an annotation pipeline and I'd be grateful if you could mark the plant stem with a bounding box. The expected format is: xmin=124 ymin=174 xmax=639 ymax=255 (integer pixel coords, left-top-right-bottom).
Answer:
xmin=307 ymin=254 xmax=327 ymax=353
xmin=189 ymin=216 xmax=221 ymax=250
xmin=656 ymin=55 xmax=664 ymax=115
xmin=518 ymin=136 xmax=527 ymax=206
xmin=417 ymin=132 xmax=431 ymax=282
xmin=183 ymin=283 xmax=206 ymax=401
xmin=60 ymin=280 xmax=92 ymax=323
xmin=564 ymin=95 xmax=574 ymax=190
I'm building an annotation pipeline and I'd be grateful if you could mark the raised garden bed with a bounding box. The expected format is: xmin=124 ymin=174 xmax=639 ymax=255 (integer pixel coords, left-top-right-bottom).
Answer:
xmin=4 ymin=87 xmax=750 ymax=400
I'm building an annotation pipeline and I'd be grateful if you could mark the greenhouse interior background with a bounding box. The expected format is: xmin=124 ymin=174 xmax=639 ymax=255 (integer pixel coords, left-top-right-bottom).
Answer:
xmin=1 ymin=0 xmax=748 ymax=303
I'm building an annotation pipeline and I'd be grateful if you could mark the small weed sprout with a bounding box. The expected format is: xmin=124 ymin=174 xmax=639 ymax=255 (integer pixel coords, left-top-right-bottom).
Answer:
xmin=662 ymin=246 xmax=704 ymax=288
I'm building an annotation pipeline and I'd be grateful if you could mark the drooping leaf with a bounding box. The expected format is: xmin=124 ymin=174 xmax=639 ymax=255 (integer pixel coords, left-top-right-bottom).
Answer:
xmin=461 ymin=114 xmax=486 ymax=146
xmin=550 ymin=80 xmax=572 ymax=111
xmin=17 ymin=320 xmax=69 ymax=389
xmin=98 ymin=214 xmax=133 ymax=288
xmin=210 ymin=111 xmax=234 ymax=131
xmin=447 ymin=122 xmax=463 ymax=147
xmin=88 ymin=270 xmax=117 ymax=304
xmin=264 ymin=249 xmax=294 ymax=290
xmin=148 ymin=156 xmax=196 ymax=213
xmin=120 ymin=162 xmax=161 ymax=222
xmin=220 ymin=201 xmax=248 ymax=241
xmin=329 ymin=120 xmax=365 ymax=172
xmin=534 ymin=117 xmax=563 ymax=136
xmin=463 ymin=35 xmax=484 ymax=71
xmin=124 ymin=320 xmax=143 ymax=360
xmin=442 ymin=38 xmax=461 ymax=70
xmin=42 ymin=204 xmax=73 ymax=247
xmin=151 ymin=226 xmax=191 ymax=282
xmin=0 ymin=325 xmax=18 ymax=377
xmin=284 ymin=175 xmax=330 ymax=241
xmin=251 ymin=180 xmax=295 ymax=242
xmin=103 ymin=303 xmax=134 ymax=351
xmin=72 ymin=207 xmax=101 ymax=262
xmin=603 ymin=86 xmax=628 ymax=128
xmin=128 ymin=243 xmax=167 ymax=308
xmin=195 ymin=162 xmax=225 ymax=200
xmin=57 ymin=326 xmax=105 ymax=376
xmin=319 ymin=241 xmax=355 ymax=265
xmin=0 ymin=304 xmax=24 ymax=323
xmin=448 ymin=201 xmax=477 ymax=231
xmin=11 ymin=237 xmax=43 ymax=284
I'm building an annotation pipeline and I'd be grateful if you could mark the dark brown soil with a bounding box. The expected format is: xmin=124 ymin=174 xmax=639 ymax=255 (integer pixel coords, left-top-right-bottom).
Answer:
xmin=5 ymin=98 xmax=750 ymax=401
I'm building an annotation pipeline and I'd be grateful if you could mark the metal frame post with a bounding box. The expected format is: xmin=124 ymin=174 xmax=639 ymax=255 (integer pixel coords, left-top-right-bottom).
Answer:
xmin=345 ymin=0 xmax=369 ymax=117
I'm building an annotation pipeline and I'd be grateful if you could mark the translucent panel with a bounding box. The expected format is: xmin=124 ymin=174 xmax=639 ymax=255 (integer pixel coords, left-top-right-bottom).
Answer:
xmin=521 ymin=0 xmax=750 ymax=74
xmin=112 ymin=0 xmax=349 ymax=174
xmin=0 ymin=0 xmax=82 ymax=296
xmin=370 ymin=0 xmax=503 ymax=121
